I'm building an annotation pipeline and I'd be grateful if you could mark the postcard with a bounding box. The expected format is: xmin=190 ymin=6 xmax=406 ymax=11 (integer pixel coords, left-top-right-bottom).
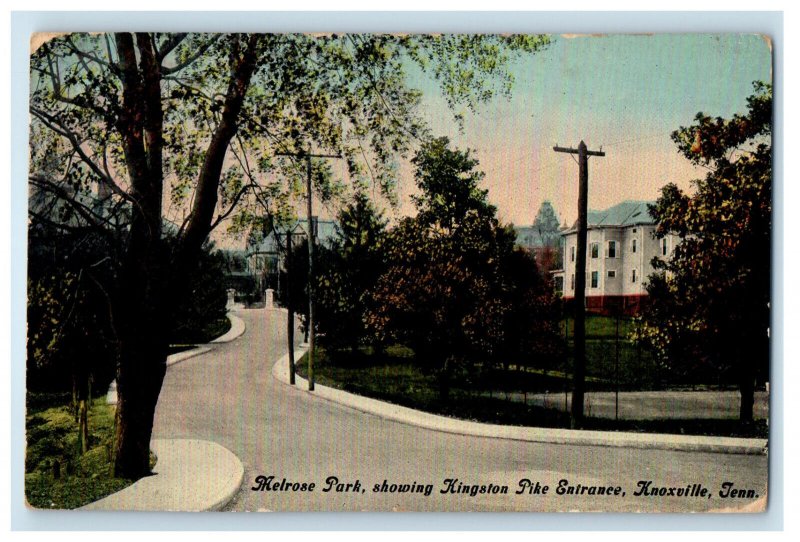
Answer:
xmin=24 ymin=31 xmax=771 ymax=513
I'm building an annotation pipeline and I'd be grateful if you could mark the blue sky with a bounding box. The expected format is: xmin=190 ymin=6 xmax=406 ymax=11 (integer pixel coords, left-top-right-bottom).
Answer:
xmin=388 ymin=33 xmax=772 ymax=227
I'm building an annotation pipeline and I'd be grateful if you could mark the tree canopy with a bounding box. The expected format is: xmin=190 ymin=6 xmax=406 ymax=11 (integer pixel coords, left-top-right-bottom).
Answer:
xmin=366 ymin=138 xmax=562 ymax=399
xmin=28 ymin=32 xmax=550 ymax=477
xmin=637 ymin=82 xmax=772 ymax=421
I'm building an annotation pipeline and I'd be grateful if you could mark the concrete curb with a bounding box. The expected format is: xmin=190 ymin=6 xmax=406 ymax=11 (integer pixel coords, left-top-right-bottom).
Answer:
xmin=81 ymin=439 xmax=244 ymax=511
xmin=166 ymin=346 xmax=213 ymax=368
xmin=96 ymin=315 xmax=249 ymax=510
xmin=272 ymin=348 xmax=767 ymax=456
xmin=211 ymin=312 xmax=246 ymax=343
xmin=107 ymin=346 xmax=215 ymax=404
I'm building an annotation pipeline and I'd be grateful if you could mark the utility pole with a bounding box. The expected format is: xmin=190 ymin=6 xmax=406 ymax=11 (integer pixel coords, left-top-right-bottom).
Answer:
xmin=286 ymin=231 xmax=295 ymax=385
xmin=276 ymin=149 xmax=341 ymax=391
xmin=275 ymin=227 xmax=304 ymax=386
xmin=554 ymin=140 xmax=605 ymax=428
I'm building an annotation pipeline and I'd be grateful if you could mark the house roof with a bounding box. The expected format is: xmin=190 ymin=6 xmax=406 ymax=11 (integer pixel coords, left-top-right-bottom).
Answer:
xmin=247 ymin=218 xmax=338 ymax=255
xmin=566 ymin=201 xmax=655 ymax=232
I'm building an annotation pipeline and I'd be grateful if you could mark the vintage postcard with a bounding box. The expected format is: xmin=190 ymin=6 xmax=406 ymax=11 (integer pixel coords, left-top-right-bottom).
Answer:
xmin=24 ymin=31 xmax=771 ymax=514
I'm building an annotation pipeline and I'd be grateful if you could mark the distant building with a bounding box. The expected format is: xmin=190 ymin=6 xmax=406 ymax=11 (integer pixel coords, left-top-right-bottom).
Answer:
xmin=245 ymin=217 xmax=337 ymax=297
xmin=553 ymin=201 xmax=681 ymax=315
xmin=514 ymin=200 xmax=564 ymax=273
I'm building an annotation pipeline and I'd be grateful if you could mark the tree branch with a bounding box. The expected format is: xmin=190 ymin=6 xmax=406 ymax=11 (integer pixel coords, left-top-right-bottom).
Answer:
xmin=156 ymin=33 xmax=188 ymax=62
xmin=161 ymin=35 xmax=219 ymax=76
xmin=180 ymin=34 xmax=262 ymax=255
xmin=65 ymin=35 xmax=116 ymax=73
xmin=30 ymin=106 xmax=133 ymax=204
xmin=29 ymin=174 xmax=119 ymax=232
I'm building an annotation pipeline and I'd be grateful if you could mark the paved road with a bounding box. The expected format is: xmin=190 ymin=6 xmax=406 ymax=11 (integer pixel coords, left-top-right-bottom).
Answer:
xmin=152 ymin=309 xmax=768 ymax=512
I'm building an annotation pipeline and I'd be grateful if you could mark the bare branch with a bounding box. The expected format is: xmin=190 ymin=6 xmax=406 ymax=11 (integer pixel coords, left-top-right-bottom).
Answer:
xmin=30 ymin=105 xmax=133 ymax=204
xmin=161 ymin=35 xmax=219 ymax=76
xmin=29 ymin=208 xmax=101 ymax=234
xmin=156 ymin=33 xmax=188 ymax=62
xmin=29 ymin=174 xmax=116 ymax=231
xmin=65 ymin=35 xmax=115 ymax=72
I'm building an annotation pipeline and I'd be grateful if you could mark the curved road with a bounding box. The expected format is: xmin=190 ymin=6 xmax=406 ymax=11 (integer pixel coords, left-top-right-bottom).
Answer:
xmin=152 ymin=309 xmax=768 ymax=512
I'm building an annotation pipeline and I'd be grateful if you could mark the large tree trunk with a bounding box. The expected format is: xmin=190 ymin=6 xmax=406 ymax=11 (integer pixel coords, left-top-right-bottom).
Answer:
xmin=112 ymin=242 xmax=168 ymax=477
xmin=739 ymin=377 xmax=755 ymax=423
xmin=109 ymin=33 xmax=261 ymax=479
xmin=111 ymin=32 xmax=168 ymax=479
xmin=113 ymin=343 xmax=166 ymax=477
xmin=112 ymin=182 xmax=169 ymax=478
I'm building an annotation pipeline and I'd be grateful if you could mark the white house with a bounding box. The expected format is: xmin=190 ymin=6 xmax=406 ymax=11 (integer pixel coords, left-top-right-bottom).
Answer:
xmin=553 ymin=201 xmax=680 ymax=314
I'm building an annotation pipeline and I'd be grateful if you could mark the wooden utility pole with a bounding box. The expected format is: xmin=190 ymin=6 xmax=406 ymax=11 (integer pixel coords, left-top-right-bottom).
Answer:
xmin=286 ymin=231 xmax=295 ymax=385
xmin=553 ymin=140 xmax=605 ymax=428
xmin=276 ymin=149 xmax=341 ymax=391
xmin=276 ymin=226 xmax=307 ymax=385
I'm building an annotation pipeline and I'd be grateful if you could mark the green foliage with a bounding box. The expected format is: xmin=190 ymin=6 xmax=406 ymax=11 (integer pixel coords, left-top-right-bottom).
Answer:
xmin=26 ymin=225 xmax=119 ymax=395
xmin=315 ymin=193 xmax=388 ymax=351
xmin=27 ymin=224 xmax=229 ymax=397
xmin=410 ymin=136 xmax=495 ymax=233
xmin=30 ymin=33 xmax=550 ymax=240
xmin=366 ymin=138 xmax=562 ymax=397
xmin=636 ymin=82 xmax=772 ymax=420
xmin=165 ymin=239 xmax=230 ymax=344
xmin=28 ymin=31 xmax=550 ymax=477
xmin=25 ymin=396 xmax=133 ymax=509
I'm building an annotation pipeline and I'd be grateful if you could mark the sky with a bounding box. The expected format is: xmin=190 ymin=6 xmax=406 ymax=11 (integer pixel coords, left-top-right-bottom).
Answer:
xmin=358 ymin=33 xmax=773 ymax=228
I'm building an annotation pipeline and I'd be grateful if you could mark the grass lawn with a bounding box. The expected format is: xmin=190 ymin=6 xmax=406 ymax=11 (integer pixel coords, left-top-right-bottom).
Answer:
xmin=297 ymin=347 xmax=767 ymax=439
xmin=202 ymin=316 xmax=232 ymax=342
xmin=25 ymin=394 xmax=139 ymax=509
xmin=561 ymin=314 xmax=663 ymax=390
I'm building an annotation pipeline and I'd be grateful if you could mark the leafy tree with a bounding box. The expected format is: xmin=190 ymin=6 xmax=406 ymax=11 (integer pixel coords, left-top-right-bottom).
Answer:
xmin=367 ymin=138 xmax=561 ymax=399
xmin=410 ymin=136 xmax=496 ymax=235
xmin=165 ymin=239 xmax=229 ymax=345
xmin=636 ymin=82 xmax=771 ymax=421
xmin=316 ymin=193 xmax=388 ymax=352
xmin=29 ymin=32 xmax=549 ymax=478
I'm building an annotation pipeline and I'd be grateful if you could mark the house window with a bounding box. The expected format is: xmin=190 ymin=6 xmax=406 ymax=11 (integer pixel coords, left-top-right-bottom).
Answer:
xmin=590 ymin=243 xmax=599 ymax=259
xmin=570 ymin=274 xmax=575 ymax=291
xmin=661 ymin=238 xmax=668 ymax=256
xmin=570 ymin=246 xmax=575 ymax=262
xmin=591 ymin=271 xmax=599 ymax=289
xmin=631 ymin=238 xmax=637 ymax=253
xmin=554 ymin=276 xmax=564 ymax=293
xmin=632 ymin=228 xmax=637 ymax=233
xmin=631 ymin=269 xmax=637 ymax=283
xmin=607 ymin=240 xmax=617 ymax=258
xmin=607 ymin=270 xmax=616 ymax=278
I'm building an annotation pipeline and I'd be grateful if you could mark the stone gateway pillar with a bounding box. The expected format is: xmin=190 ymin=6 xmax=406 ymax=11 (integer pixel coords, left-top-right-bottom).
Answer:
xmin=265 ymin=288 xmax=274 ymax=308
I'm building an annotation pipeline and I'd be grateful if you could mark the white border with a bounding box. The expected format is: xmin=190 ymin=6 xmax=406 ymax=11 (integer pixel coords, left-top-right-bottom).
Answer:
xmin=5 ymin=8 xmax=789 ymax=533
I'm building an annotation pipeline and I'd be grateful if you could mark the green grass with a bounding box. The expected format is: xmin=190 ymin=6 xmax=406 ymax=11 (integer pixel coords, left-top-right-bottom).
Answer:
xmin=25 ymin=395 xmax=136 ymax=509
xmin=297 ymin=347 xmax=767 ymax=439
xmin=202 ymin=316 xmax=231 ymax=342
xmin=560 ymin=315 xmax=662 ymax=390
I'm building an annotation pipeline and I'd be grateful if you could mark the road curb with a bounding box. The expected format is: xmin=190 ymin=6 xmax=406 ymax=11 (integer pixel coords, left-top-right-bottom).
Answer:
xmin=272 ymin=349 xmax=767 ymax=456
xmin=211 ymin=312 xmax=246 ymax=343
xmin=166 ymin=346 xmax=213 ymax=368
xmin=81 ymin=439 xmax=244 ymax=511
